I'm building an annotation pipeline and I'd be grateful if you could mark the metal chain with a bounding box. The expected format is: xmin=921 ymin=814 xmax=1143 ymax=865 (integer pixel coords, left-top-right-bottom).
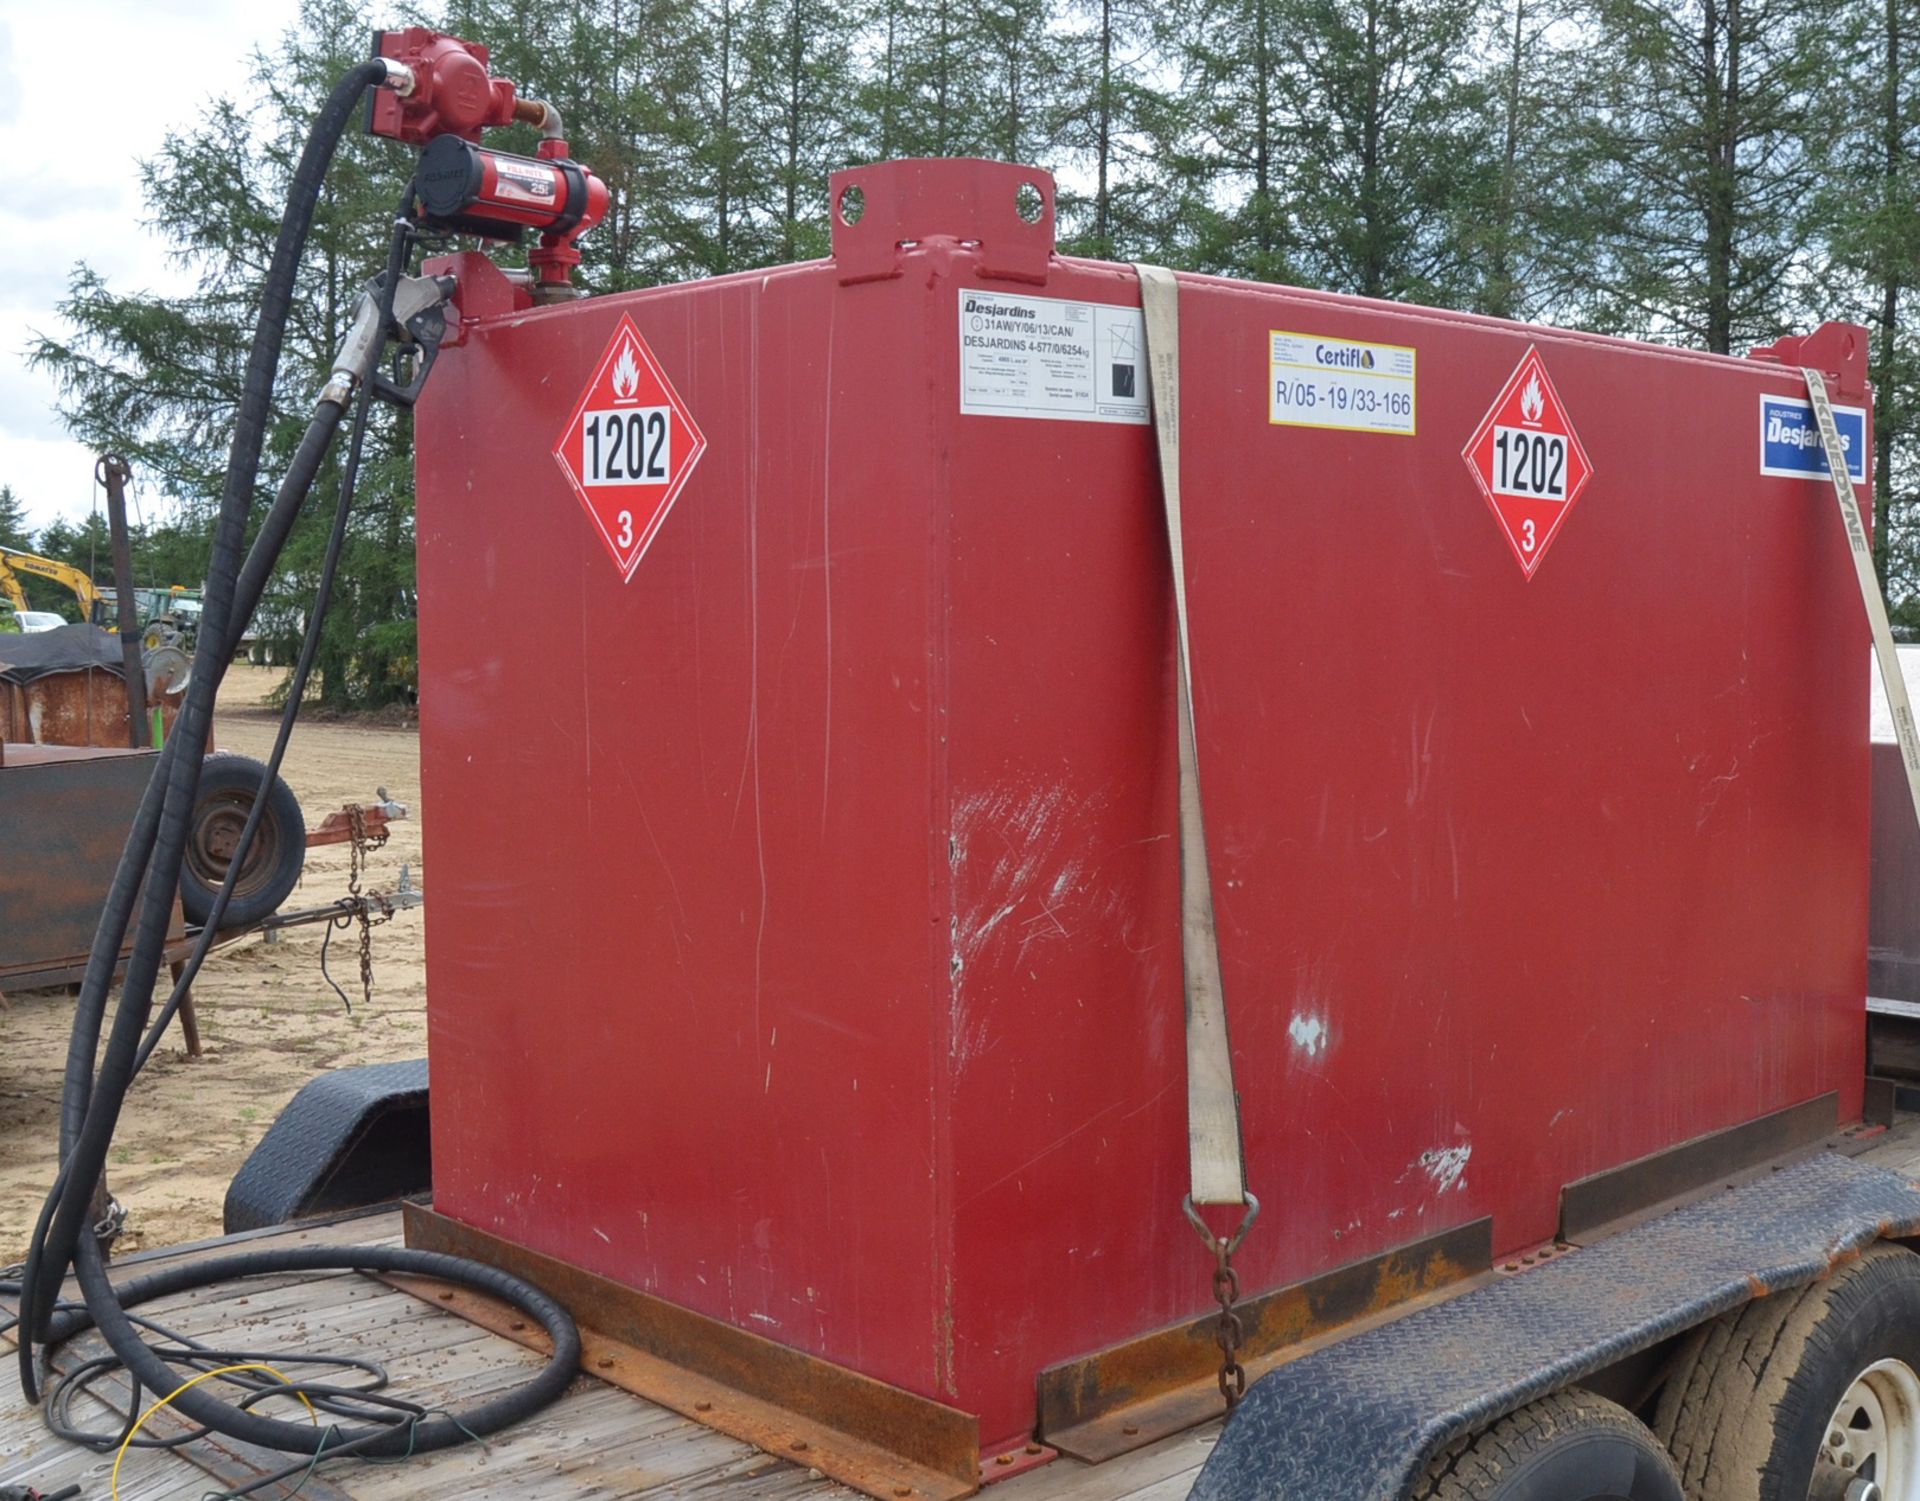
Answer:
xmin=92 ymin=1197 xmax=128 ymax=1255
xmin=1183 ymin=1193 xmax=1260 ymax=1413
xmin=345 ymin=804 xmax=391 ymax=1007
xmin=1210 ymin=1237 xmax=1247 ymax=1407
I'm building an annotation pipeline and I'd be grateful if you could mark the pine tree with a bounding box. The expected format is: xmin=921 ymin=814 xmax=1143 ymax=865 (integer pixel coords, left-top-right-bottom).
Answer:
xmin=742 ymin=0 xmax=863 ymax=262
xmin=1810 ymin=0 xmax=1920 ymax=607
xmin=864 ymin=0 xmax=1002 ymax=160
xmin=1276 ymin=0 xmax=1495 ymax=302
xmin=1464 ymin=0 xmax=1586 ymax=319
xmin=0 ymin=486 xmax=32 ymax=551
xmin=29 ymin=0 xmax=426 ymax=705
xmin=1056 ymin=0 xmax=1170 ymax=257
xmin=1571 ymin=0 xmax=1837 ymax=352
xmin=684 ymin=0 xmax=775 ymax=274
xmin=1172 ymin=0 xmax=1295 ymax=280
xmin=975 ymin=0 xmax=1074 ymax=167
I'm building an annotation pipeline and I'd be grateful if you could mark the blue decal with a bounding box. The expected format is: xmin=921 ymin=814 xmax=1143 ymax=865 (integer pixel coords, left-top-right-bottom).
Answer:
xmin=1760 ymin=394 xmax=1868 ymax=481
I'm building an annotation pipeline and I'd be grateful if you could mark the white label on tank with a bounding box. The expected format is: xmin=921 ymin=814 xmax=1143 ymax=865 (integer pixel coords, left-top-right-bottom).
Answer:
xmin=1270 ymin=331 xmax=1417 ymax=435
xmin=958 ymin=290 xmax=1150 ymax=424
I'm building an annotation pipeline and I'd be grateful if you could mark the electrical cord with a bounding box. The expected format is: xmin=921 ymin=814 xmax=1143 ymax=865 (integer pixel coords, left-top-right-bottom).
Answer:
xmin=8 ymin=1286 xmax=389 ymax=1451
xmin=43 ymin=1305 xmax=396 ymax=1451
xmin=12 ymin=56 xmax=582 ymax=1484
xmin=109 ymin=1361 xmax=317 ymax=1500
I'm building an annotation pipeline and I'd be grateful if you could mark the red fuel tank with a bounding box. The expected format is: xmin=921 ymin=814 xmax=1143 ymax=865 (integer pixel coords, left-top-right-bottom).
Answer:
xmin=412 ymin=157 xmax=1873 ymax=1454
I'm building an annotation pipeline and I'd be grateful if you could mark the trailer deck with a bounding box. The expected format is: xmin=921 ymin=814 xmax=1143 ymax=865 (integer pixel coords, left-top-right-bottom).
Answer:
xmin=1 ymin=1208 xmax=1215 ymax=1501
xmin=13 ymin=1115 xmax=1920 ymax=1501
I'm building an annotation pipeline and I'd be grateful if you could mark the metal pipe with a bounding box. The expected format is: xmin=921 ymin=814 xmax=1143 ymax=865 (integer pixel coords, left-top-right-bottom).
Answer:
xmin=513 ymin=96 xmax=564 ymax=140
xmin=96 ymin=455 xmax=147 ymax=750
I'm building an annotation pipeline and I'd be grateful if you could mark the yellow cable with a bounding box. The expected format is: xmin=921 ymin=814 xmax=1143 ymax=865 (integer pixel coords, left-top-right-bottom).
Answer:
xmin=111 ymin=1361 xmax=317 ymax=1500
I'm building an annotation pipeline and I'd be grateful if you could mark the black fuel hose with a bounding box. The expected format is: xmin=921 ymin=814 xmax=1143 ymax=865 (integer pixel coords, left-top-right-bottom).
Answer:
xmin=59 ymin=1246 xmax=579 ymax=1458
xmin=17 ymin=57 xmax=392 ymax=1366
xmin=131 ymin=184 xmax=418 ymax=1078
xmin=13 ymin=402 xmax=355 ymax=1380
xmin=14 ymin=56 xmax=581 ymax=1469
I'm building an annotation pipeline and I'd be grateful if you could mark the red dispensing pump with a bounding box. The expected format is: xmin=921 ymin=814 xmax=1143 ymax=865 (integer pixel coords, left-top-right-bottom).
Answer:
xmin=366 ymin=28 xmax=609 ymax=301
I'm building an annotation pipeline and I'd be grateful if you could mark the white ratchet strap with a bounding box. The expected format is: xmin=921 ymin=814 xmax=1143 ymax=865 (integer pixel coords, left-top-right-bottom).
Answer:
xmin=1804 ymin=368 xmax=1920 ymax=831
xmin=1135 ymin=264 xmax=1257 ymax=1242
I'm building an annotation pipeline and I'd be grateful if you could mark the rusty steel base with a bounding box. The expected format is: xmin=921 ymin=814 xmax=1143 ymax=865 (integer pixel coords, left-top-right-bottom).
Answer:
xmin=399 ymin=1202 xmax=981 ymax=1501
xmin=1036 ymin=1218 xmax=1492 ymax=1462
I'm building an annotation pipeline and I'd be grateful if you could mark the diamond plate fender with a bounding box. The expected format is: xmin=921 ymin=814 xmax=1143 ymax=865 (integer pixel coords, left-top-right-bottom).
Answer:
xmin=1190 ymin=1151 xmax=1920 ymax=1501
xmin=223 ymin=1058 xmax=430 ymax=1233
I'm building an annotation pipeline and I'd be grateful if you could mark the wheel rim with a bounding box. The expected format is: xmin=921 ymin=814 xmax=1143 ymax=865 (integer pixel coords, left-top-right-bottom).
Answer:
xmin=1822 ymin=1358 xmax=1920 ymax=1500
xmin=187 ymin=789 xmax=275 ymax=897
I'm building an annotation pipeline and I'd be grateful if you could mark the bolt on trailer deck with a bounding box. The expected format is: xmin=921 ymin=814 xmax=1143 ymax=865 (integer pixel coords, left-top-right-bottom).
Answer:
xmin=13 ymin=25 xmax=1920 ymax=1501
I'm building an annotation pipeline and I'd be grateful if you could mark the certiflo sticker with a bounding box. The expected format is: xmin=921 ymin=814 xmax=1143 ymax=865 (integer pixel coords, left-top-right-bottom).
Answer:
xmin=958 ymin=290 xmax=1149 ymax=424
xmin=1462 ymin=347 xmax=1593 ymax=580
xmin=552 ymin=316 xmax=707 ymax=581
xmin=1269 ymin=331 xmax=1416 ymax=435
xmin=1760 ymin=394 xmax=1867 ymax=482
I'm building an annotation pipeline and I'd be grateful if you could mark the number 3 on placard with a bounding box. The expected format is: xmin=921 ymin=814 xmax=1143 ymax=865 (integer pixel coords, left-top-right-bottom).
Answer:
xmin=617 ymin=510 xmax=634 ymax=549
xmin=1521 ymin=518 xmax=1536 ymax=553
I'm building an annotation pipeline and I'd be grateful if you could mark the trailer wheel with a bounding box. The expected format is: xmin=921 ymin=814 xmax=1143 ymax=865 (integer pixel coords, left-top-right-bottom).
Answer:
xmin=1656 ymin=1242 xmax=1920 ymax=1501
xmin=1413 ymin=1388 xmax=1683 ymax=1500
xmin=180 ymin=753 xmax=306 ymax=929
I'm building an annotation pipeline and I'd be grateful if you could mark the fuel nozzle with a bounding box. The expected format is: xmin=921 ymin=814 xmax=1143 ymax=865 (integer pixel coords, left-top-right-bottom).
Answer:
xmin=366 ymin=28 xmax=608 ymax=302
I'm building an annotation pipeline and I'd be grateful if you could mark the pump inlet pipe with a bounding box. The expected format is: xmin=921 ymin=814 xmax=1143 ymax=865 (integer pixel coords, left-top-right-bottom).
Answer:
xmin=8 ymin=34 xmax=615 ymax=1489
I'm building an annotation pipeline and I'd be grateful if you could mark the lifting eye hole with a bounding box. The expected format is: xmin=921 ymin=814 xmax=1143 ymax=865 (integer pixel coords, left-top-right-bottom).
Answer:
xmin=837 ymin=184 xmax=866 ymax=226
xmin=1014 ymin=181 xmax=1045 ymax=225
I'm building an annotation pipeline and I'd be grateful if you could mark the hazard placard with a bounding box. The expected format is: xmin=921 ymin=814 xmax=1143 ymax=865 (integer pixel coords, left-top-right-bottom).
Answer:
xmin=1462 ymin=347 xmax=1593 ymax=579
xmin=553 ymin=316 xmax=708 ymax=580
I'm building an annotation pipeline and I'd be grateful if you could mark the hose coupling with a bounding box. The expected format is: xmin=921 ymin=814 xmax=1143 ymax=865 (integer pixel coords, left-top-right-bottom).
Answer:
xmin=378 ymin=59 xmax=418 ymax=96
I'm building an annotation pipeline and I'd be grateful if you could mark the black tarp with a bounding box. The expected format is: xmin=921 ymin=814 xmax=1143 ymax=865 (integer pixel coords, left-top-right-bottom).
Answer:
xmin=0 ymin=624 xmax=129 ymax=685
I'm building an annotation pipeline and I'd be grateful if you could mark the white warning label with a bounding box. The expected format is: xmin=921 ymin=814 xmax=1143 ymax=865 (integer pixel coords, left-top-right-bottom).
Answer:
xmin=958 ymin=290 xmax=1149 ymax=424
xmin=1270 ymin=331 xmax=1416 ymax=435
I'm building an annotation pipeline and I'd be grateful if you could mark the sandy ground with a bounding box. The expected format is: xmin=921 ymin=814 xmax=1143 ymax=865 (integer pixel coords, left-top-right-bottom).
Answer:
xmin=1 ymin=666 xmax=428 ymax=1262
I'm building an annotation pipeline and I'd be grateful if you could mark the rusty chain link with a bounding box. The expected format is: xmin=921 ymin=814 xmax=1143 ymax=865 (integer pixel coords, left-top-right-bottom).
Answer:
xmin=1184 ymin=1192 xmax=1261 ymax=1413
xmin=321 ymin=804 xmax=394 ymax=1011
xmin=347 ymin=803 xmax=390 ymax=1004
xmin=1210 ymin=1239 xmax=1246 ymax=1406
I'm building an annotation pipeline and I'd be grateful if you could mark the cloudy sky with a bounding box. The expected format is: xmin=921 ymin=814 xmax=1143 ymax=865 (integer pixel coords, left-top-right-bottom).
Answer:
xmin=0 ymin=0 xmax=302 ymax=530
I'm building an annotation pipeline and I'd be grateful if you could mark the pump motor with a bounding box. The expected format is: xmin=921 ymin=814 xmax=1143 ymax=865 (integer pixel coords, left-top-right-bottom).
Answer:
xmin=415 ymin=135 xmax=608 ymax=245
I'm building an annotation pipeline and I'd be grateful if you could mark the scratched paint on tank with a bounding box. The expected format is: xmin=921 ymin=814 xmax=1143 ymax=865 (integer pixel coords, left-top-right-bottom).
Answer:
xmin=416 ymin=258 xmax=952 ymax=1403
xmin=414 ymin=161 xmax=1870 ymax=1453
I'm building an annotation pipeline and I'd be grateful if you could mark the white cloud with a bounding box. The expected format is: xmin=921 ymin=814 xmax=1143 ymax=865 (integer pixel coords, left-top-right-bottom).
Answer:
xmin=0 ymin=20 xmax=20 ymax=127
xmin=0 ymin=0 xmax=303 ymax=529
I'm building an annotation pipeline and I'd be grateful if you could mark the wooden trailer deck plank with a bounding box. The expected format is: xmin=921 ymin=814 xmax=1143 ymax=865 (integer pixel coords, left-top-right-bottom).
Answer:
xmin=30 ymin=1119 xmax=1920 ymax=1501
xmin=2 ymin=1209 xmax=1198 ymax=1501
xmin=1858 ymin=1114 xmax=1920 ymax=1177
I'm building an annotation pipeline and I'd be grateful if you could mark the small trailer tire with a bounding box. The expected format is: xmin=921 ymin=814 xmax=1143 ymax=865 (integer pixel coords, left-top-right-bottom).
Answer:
xmin=1412 ymin=1388 xmax=1684 ymax=1500
xmin=1656 ymin=1241 xmax=1920 ymax=1501
xmin=180 ymin=752 xmax=307 ymax=928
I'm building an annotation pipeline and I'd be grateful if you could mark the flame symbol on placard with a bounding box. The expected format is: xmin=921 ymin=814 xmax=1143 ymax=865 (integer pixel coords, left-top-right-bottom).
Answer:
xmin=1520 ymin=373 xmax=1545 ymax=423
xmin=611 ymin=344 xmax=641 ymax=401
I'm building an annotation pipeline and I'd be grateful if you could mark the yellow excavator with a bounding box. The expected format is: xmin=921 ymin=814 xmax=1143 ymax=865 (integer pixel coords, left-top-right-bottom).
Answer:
xmin=0 ymin=545 xmax=114 ymax=628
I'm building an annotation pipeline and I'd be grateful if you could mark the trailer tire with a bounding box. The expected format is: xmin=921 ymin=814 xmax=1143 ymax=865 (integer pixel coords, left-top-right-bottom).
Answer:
xmin=179 ymin=752 xmax=306 ymax=929
xmin=1412 ymin=1388 xmax=1684 ymax=1500
xmin=1655 ymin=1241 xmax=1920 ymax=1500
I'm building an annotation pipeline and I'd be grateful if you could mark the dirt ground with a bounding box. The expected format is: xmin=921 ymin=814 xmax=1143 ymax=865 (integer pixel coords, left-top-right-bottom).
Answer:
xmin=1 ymin=666 xmax=428 ymax=1262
